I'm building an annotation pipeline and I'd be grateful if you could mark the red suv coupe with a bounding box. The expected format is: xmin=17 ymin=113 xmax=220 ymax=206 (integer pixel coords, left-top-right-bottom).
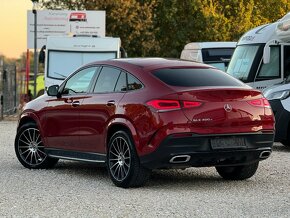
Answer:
xmin=15 ymin=58 xmax=274 ymax=188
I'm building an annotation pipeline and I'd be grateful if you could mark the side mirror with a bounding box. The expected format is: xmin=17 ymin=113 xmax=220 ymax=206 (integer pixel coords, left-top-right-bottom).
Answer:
xmin=47 ymin=85 xmax=59 ymax=97
xmin=263 ymin=44 xmax=271 ymax=64
xmin=263 ymin=39 xmax=280 ymax=64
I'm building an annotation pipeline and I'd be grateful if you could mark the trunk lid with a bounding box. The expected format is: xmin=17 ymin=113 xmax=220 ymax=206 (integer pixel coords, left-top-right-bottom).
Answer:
xmin=177 ymin=87 xmax=273 ymax=133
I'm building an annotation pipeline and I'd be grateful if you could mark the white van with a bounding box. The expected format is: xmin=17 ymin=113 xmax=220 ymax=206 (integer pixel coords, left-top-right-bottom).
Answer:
xmin=227 ymin=12 xmax=290 ymax=90
xmin=43 ymin=36 xmax=123 ymax=88
xmin=180 ymin=42 xmax=236 ymax=71
xmin=239 ymin=12 xmax=290 ymax=147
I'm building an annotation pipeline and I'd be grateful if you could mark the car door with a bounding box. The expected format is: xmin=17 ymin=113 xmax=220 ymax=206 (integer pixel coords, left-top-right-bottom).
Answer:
xmin=79 ymin=66 xmax=127 ymax=153
xmin=43 ymin=67 xmax=98 ymax=150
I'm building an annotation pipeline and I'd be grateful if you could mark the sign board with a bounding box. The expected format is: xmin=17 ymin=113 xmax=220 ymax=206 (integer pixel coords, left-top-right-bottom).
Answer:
xmin=27 ymin=10 xmax=106 ymax=49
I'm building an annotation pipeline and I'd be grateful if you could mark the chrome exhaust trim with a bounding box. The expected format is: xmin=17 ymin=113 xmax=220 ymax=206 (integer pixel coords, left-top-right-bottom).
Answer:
xmin=169 ymin=155 xmax=191 ymax=163
xmin=259 ymin=150 xmax=271 ymax=159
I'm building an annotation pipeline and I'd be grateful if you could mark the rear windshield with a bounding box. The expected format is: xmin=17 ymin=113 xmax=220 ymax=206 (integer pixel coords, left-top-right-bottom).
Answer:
xmin=201 ymin=48 xmax=235 ymax=62
xmin=153 ymin=68 xmax=245 ymax=87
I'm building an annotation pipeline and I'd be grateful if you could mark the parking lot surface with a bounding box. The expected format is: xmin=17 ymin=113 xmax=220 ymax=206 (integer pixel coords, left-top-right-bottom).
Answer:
xmin=0 ymin=121 xmax=289 ymax=217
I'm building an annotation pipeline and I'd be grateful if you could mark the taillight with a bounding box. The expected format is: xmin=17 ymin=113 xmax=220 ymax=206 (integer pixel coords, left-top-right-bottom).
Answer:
xmin=263 ymin=98 xmax=270 ymax=107
xmin=248 ymin=97 xmax=270 ymax=108
xmin=147 ymin=100 xmax=202 ymax=111
xmin=146 ymin=100 xmax=181 ymax=110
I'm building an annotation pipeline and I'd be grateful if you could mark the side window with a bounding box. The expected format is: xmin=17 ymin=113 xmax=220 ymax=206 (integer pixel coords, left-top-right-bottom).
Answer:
xmin=94 ymin=67 xmax=121 ymax=93
xmin=63 ymin=67 xmax=97 ymax=95
xmin=256 ymin=46 xmax=280 ymax=80
xmin=127 ymin=73 xmax=143 ymax=91
xmin=115 ymin=72 xmax=127 ymax=92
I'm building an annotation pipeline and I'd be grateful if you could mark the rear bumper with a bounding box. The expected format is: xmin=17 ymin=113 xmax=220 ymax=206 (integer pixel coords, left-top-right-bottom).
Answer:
xmin=140 ymin=132 xmax=274 ymax=169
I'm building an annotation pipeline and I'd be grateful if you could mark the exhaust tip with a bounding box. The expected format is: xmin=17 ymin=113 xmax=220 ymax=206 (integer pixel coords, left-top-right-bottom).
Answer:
xmin=169 ymin=155 xmax=191 ymax=164
xmin=259 ymin=150 xmax=271 ymax=159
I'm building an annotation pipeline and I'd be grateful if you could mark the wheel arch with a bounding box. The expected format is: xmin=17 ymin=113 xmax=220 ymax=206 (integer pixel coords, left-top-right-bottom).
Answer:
xmin=18 ymin=116 xmax=36 ymax=129
xmin=106 ymin=118 xmax=139 ymax=153
xmin=18 ymin=113 xmax=41 ymax=133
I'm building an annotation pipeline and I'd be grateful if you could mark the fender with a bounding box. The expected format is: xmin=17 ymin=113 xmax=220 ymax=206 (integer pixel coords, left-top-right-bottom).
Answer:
xmin=19 ymin=111 xmax=47 ymax=145
xmin=106 ymin=117 xmax=143 ymax=154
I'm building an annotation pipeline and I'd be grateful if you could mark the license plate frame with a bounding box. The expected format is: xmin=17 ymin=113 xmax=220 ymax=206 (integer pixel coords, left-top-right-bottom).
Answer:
xmin=210 ymin=137 xmax=246 ymax=150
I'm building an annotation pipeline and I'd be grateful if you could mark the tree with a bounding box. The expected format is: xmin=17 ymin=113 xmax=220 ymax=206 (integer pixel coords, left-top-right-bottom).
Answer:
xmin=198 ymin=0 xmax=257 ymax=41
xmin=39 ymin=0 xmax=290 ymax=58
xmin=253 ymin=0 xmax=290 ymax=22
xmin=153 ymin=0 xmax=202 ymax=57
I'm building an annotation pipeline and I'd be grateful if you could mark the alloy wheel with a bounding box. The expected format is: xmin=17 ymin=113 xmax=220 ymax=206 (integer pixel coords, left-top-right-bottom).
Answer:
xmin=17 ymin=127 xmax=47 ymax=167
xmin=108 ymin=136 xmax=131 ymax=182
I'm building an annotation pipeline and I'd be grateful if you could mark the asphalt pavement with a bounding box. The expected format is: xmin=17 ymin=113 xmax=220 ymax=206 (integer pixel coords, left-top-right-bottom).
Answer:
xmin=0 ymin=121 xmax=289 ymax=217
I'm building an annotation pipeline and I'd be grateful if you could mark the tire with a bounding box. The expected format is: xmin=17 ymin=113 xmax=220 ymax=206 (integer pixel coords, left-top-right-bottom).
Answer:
xmin=215 ymin=162 xmax=259 ymax=180
xmin=281 ymin=139 xmax=290 ymax=147
xmin=107 ymin=130 xmax=151 ymax=188
xmin=15 ymin=122 xmax=59 ymax=169
xmin=281 ymin=126 xmax=290 ymax=147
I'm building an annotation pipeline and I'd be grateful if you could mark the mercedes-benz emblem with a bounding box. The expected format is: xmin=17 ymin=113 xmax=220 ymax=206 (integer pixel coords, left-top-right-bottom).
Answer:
xmin=224 ymin=104 xmax=232 ymax=112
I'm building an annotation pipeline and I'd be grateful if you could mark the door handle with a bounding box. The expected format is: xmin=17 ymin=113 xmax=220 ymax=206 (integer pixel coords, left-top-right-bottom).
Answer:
xmin=71 ymin=101 xmax=80 ymax=107
xmin=65 ymin=98 xmax=73 ymax=103
xmin=107 ymin=100 xmax=115 ymax=106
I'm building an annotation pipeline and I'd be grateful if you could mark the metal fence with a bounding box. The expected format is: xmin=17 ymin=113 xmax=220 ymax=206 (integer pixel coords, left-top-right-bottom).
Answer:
xmin=0 ymin=62 xmax=18 ymax=119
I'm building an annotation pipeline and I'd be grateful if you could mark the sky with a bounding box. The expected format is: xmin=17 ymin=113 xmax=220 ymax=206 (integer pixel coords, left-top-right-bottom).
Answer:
xmin=0 ymin=0 xmax=31 ymax=59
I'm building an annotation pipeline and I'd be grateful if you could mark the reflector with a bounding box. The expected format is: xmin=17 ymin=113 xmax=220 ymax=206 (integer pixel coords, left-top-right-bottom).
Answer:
xmin=183 ymin=101 xmax=202 ymax=108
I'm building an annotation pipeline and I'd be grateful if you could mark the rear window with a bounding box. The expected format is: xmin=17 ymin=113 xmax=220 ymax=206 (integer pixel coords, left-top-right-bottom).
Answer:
xmin=201 ymin=48 xmax=234 ymax=62
xmin=153 ymin=68 xmax=245 ymax=87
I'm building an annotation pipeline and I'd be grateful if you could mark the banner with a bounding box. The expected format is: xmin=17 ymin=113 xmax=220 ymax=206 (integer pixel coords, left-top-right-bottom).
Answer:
xmin=27 ymin=10 xmax=106 ymax=49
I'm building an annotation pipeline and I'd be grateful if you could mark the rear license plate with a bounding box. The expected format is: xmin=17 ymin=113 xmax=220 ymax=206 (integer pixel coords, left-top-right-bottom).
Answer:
xmin=211 ymin=137 xmax=246 ymax=150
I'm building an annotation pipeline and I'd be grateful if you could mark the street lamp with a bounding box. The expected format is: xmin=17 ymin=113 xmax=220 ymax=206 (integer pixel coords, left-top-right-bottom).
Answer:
xmin=31 ymin=0 xmax=39 ymax=98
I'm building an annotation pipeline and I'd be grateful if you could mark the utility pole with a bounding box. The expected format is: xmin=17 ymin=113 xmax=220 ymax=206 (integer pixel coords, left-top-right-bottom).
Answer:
xmin=0 ymin=58 xmax=4 ymax=120
xmin=14 ymin=65 xmax=17 ymax=109
xmin=32 ymin=0 xmax=39 ymax=98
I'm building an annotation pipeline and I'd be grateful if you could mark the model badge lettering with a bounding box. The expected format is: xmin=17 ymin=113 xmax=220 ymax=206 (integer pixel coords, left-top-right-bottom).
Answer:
xmin=192 ymin=118 xmax=213 ymax=122
xmin=241 ymin=36 xmax=255 ymax=41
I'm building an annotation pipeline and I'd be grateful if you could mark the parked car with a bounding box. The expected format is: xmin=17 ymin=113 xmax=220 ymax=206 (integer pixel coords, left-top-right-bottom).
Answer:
xmin=15 ymin=58 xmax=275 ymax=188
xmin=263 ymin=82 xmax=290 ymax=147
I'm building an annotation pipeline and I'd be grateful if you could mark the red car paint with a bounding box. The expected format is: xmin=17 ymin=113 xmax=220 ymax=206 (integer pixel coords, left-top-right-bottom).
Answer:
xmin=20 ymin=58 xmax=274 ymax=155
